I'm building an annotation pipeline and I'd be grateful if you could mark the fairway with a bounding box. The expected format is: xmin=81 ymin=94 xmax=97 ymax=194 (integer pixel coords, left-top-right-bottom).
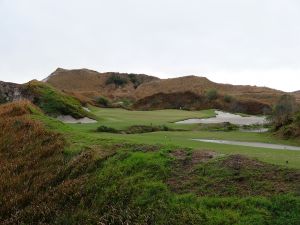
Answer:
xmin=47 ymin=107 xmax=300 ymax=169
xmin=90 ymin=107 xmax=216 ymax=129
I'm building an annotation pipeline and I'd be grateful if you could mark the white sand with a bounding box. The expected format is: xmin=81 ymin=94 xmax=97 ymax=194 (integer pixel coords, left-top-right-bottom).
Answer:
xmin=176 ymin=111 xmax=267 ymax=126
xmin=57 ymin=115 xmax=97 ymax=124
xmin=83 ymin=107 xmax=91 ymax=112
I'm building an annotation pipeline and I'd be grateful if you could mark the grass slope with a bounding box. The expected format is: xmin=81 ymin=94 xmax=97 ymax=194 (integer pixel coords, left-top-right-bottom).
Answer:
xmin=23 ymin=80 xmax=91 ymax=118
xmin=45 ymin=68 xmax=291 ymax=107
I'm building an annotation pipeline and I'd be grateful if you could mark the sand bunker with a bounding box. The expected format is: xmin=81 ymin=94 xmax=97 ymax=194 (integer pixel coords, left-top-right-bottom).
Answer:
xmin=176 ymin=111 xmax=267 ymax=126
xmin=57 ymin=115 xmax=97 ymax=124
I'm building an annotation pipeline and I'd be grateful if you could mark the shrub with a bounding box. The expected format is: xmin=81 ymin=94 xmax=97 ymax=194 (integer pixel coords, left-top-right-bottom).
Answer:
xmin=125 ymin=125 xmax=172 ymax=134
xmin=96 ymin=96 xmax=110 ymax=107
xmin=198 ymin=122 xmax=239 ymax=132
xmin=96 ymin=125 xmax=172 ymax=134
xmin=0 ymin=95 xmax=7 ymax=104
xmin=128 ymin=74 xmax=142 ymax=88
xmin=224 ymin=94 xmax=233 ymax=103
xmin=271 ymin=94 xmax=297 ymax=130
xmin=106 ymin=74 xmax=128 ymax=87
xmin=96 ymin=125 xmax=119 ymax=133
xmin=206 ymin=89 xmax=218 ymax=101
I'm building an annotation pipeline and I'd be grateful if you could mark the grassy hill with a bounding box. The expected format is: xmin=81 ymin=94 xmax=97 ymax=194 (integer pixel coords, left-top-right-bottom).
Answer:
xmin=0 ymin=79 xmax=92 ymax=119
xmin=45 ymin=68 xmax=293 ymax=114
xmin=45 ymin=68 xmax=158 ymax=104
xmin=135 ymin=75 xmax=284 ymax=104
xmin=133 ymin=91 xmax=272 ymax=114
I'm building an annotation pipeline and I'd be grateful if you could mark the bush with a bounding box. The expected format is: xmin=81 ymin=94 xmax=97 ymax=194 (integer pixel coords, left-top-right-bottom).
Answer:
xmin=271 ymin=95 xmax=297 ymax=130
xmin=96 ymin=96 xmax=110 ymax=107
xmin=96 ymin=125 xmax=172 ymax=134
xmin=206 ymin=89 xmax=218 ymax=101
xmin=0 ymin=95 xmax=7 ymax=104
xmin=128 ymin=74 xmax=142 ymax=88
xmin=96 ymin=125 xmax=119 ymax=133
xmin=224 ymin=94 xmax=233 ymax=103
xmin=198 ymin=122 xmax=239 ymax=132
xmin=294 ymin=112 xmax=300 ymax=125
xmin=106 ymin=74 xmax=128 ymax=87
xmin=125 ymin=125 xmax=172 ymax=134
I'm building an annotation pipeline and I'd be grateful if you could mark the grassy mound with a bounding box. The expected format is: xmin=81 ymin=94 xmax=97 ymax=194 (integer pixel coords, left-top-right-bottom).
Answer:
xmin=23 ymin=80 xmax=92 ymax=118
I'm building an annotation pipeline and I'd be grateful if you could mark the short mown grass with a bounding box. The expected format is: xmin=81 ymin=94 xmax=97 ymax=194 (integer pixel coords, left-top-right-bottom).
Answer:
xmin=54 ymin=107 xmax=300 ymax=168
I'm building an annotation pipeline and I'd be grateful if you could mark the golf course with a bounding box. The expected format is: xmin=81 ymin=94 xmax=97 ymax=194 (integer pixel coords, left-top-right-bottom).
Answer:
xmin=39 ymin=107 xmax=300 ymax=168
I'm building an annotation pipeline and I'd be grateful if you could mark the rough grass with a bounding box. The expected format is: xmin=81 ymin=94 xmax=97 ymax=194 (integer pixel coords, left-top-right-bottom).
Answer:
xmin=168 ymin=152 xmax=300 ymax=197
xmin=23 ymin=80 xmax=92 ymax=118
xmin=96 ymin=124 xmax=175 ymax=134
xmin=0 ymin=101 xmax=114 ymax=224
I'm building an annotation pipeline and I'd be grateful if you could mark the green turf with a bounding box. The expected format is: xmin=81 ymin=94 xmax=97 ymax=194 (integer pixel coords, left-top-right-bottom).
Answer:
xmin=25 ymin=106 xmax=300 ymax=224
xmin=34 ymin=107 xmax=300 ymax=168
xmin=90 ymin=106 xmax=216 ymax=129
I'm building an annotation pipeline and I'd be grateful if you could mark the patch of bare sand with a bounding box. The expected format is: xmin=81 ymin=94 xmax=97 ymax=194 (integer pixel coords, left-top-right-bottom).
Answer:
xmin=57 ymin=115 xmax=97 ymax=124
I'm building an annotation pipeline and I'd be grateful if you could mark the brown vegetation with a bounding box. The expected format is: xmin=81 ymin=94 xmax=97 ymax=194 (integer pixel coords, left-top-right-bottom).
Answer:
xmin=45 ymin=68 xmax=158 ymax=103
xmin=44 ymin=68 xmax=299 ymax=114
xmin=46 ymin=69 xmax=287 ymax=106
xmin=133 ymin=91 xmax=271 ymax=114
xmin=0 ymin=101 xmax=114 ymax=224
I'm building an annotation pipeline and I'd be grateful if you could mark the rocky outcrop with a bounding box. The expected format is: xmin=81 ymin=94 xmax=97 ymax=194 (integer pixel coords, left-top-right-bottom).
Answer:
xmin=0 ymin=81 xmax=36 ymax=104
xmin=0 ymin=81 xmax=23 ymax=103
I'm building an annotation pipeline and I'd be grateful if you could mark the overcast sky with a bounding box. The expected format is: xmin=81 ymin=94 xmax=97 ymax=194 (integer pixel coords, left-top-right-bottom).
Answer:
xmin=0 ymin=0 xmax=300 ymax=91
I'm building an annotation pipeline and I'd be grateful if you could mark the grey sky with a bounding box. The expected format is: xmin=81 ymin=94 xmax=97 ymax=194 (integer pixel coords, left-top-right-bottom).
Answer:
xmin=0 ymin=0 xmax=300 ymax=91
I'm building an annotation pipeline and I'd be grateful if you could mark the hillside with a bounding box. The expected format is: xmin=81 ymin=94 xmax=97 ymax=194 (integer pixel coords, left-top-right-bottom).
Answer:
xmin=45 ymin=69 xmax=286 ymax=104
xmin=133 ymin=91 xmax=272 ymax=114
xmin=45 ymin=68 xmax=159 ymax=103
xmin=0 ymin=80 xmax=91 ymax=119
xmin=293 ymin=91 xmax=300 ymax=102
xmin=44 ymin=68 xmax=292 ymax=114
xmin=134 ymin=75 xmax=285 ymax=105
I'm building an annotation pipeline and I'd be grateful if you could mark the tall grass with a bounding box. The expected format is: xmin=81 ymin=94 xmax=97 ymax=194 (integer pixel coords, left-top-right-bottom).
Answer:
xmin=0 ymin=101 xmax=101 ymax=224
